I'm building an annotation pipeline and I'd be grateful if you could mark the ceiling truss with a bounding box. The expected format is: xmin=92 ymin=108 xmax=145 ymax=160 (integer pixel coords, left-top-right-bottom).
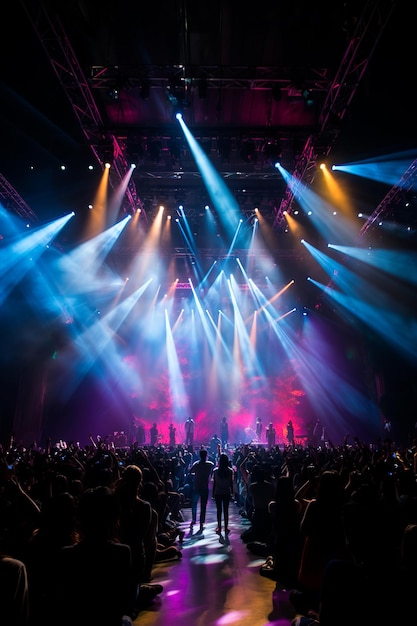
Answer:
xmin=2 ymin=0 xmax=399 ymax=237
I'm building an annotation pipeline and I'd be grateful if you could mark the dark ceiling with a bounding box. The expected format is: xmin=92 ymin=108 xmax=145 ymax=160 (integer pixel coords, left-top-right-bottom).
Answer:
xmin=1 ymin=0 xmax=416 ymax=242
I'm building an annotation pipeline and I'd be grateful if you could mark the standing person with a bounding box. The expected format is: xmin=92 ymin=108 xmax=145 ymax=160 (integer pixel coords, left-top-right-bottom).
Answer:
xmin=383 ymin=418 xmax=393 ymax=442
xmin=52 ymin=485 xmax=137 ymax=626
xmin=150 ymin=423 xmax=158 ymax=447
xmin=220 ymin=416 xmax=229 ymax=449
xmin=212 ymin=453 xmax=234 ymax=536
xmin=266 ymin=421 xmax=276 ymax=449
xmin=184 ymin=416 xmax=195 ymax=448
xmin=286 ymin=420 xmax=295 ymax=446
xmin=209 ymin=433 xmax=221 ymax=458
xmin=255 ymin=418 xmax=263 ymax=442
xmin=0 ymin=552 xmax=29 ymax=626
xmin=169 ymin=423 xmax=176 ymax=447
xmin=189 ymin=448 xmax=214 ymax=532
xmin=114 ymin=464 xmax=163 ymax=610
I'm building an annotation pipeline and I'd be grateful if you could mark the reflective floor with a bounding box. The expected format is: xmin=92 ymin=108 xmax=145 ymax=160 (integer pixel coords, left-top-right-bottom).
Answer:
xmin=134 ymin=498 xmax=296 ymax=626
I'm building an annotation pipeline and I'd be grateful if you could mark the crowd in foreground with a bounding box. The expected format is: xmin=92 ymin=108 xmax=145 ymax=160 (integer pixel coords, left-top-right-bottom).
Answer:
xmin=1 ymin=431 xmax=417 ymax=626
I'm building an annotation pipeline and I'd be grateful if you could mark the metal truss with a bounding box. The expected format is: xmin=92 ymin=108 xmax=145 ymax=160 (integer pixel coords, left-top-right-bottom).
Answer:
xmin=0 ymin=173 xmax=38 ymax=223
xmin=90 ymin=64 xmax=332 ymax=93
xmin=21 ymin=1 xmax=144 ymax=217
xmin=273 ymin=0 xmax=396 ymax=228
xmin=360 ymin=157 xmax=417 ymax=236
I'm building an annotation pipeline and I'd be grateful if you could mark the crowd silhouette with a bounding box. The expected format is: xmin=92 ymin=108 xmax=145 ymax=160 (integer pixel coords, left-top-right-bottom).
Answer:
xmin=0 ymin=429 xmax=415 ymax=625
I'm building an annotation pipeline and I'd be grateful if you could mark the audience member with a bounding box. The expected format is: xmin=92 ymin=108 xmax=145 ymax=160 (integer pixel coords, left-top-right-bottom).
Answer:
xmin=212 ymin=452 xmax=234 ymax=536
xmin=0 ymin=551 xmax=29 ymax=626
xmin=189 ymin=448 xmax=214 ymax=531
xmin=114 ymin=464 xmax=163 ymax=609
xmin=290 ymin=470 xmax=348 ymax=615
xmin=241 ymin=463 xmax=275 ymax=543
xmin=51 ymin=485 xmax=136 ymax=626
xmin=24 ymin=491 xmax=78 ymax=625
xmin=260 ymin=475 xmax=303 ymax=587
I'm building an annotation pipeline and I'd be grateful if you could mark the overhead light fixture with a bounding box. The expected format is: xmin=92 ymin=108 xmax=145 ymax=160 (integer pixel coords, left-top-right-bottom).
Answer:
xmin=302 ymin=88 xmax=315 ymax=107
xmin=107 ymin=87 xmax=119 ymax=101
xmin=263 ymin=140 xmax=282 ymax=167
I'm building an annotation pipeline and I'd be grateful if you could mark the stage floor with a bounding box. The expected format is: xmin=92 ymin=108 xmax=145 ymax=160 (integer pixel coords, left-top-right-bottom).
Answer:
xmin=133 ymin=495 xmax=297 ymax=626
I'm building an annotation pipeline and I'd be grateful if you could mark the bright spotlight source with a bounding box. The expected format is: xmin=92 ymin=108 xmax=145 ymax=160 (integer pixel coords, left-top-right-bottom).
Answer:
xmin=105 ymin=162 xmax=111 ymax=169
xmin=175 ymin=112 xmax=182 ymax=120
xmin=130 ymin=163 xmax=136 ymax=169
xmin=319 ymin=163 xmax=325 ymax=170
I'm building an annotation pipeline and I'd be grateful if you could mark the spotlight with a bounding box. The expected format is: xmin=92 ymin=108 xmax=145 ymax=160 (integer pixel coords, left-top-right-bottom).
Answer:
xmin=263 ymin=140 xmax=282 ymax=167
xmin=108 ymin=87 xmax=119 ymax=101
xmin=302 ymin=88 xmax=315 ymax=107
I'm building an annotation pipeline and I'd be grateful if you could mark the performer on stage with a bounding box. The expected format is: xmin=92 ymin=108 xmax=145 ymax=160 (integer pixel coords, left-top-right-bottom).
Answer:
xmin=150 ymin=422 xmax=159 ymax=447
xmin=220 ymin=416 xmax=229 ymax=449
xmin=185 ymin=416 xmax=195 ymax=448
xmin=169 ymin=423 xmax=176 ymax=447
xmin=255 ymin=418 xmax=263 ymax=442
xmin=286 ymin=419 xmax=295 ymax=446
xmin=266 ymin=421 xmax=276 ymax=449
